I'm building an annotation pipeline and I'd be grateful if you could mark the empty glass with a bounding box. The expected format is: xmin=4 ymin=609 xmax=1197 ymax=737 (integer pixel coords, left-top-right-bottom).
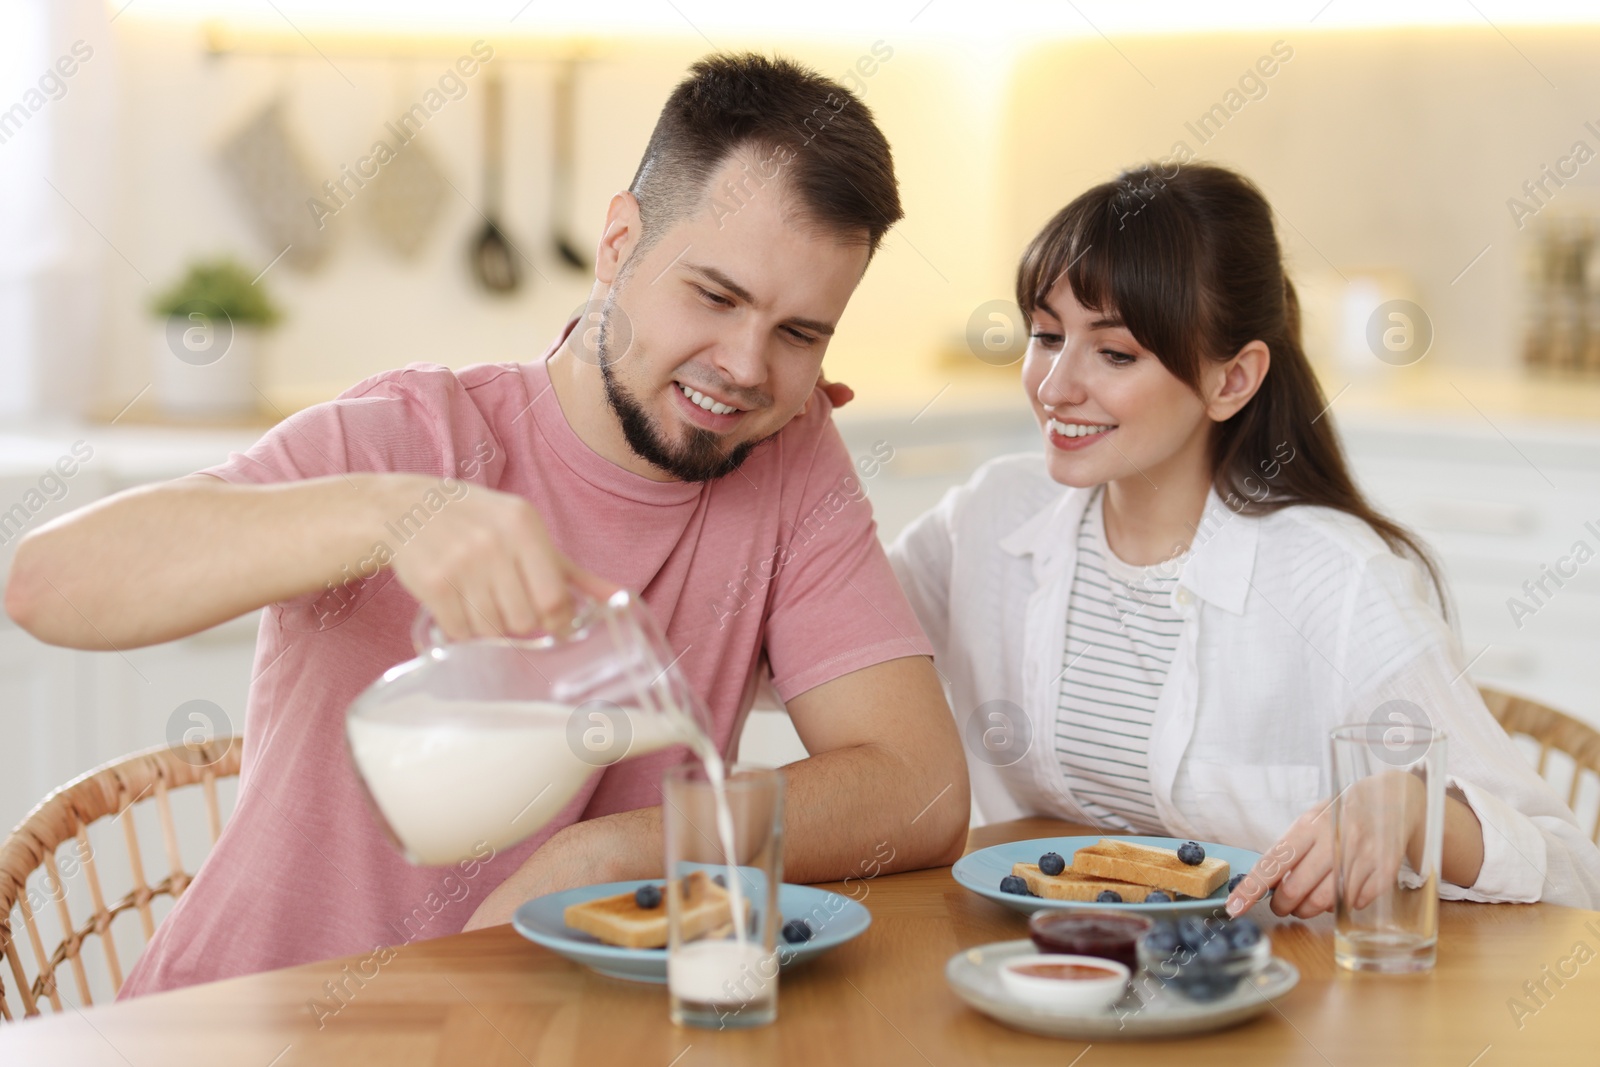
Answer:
xmin=1329 ymin=720 xmax=1446 ymax=973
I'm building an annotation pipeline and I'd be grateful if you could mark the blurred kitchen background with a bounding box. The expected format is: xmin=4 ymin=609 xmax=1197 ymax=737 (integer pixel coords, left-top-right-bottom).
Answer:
xmin=5 ymin=0 xmax=1600 ymax=845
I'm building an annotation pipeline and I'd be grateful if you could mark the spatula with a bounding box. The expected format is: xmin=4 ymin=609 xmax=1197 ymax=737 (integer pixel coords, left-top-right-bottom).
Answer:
xmin=470 ymin=70 xmax=522 ymax=294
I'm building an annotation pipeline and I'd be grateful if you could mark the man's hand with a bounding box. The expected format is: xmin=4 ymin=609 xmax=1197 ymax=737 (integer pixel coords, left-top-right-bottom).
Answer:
xmin=383 ymin=475 xmax=617 ymax=641
xmin=463 ymin=809 xmax=660 ymax=931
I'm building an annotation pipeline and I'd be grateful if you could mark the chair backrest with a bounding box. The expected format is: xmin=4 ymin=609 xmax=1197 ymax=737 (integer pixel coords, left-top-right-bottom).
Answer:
xmin=1480 ymin=686 xmax=1600 ymax=842
xmin=0 ymin=737 xmax=241 ymax=1023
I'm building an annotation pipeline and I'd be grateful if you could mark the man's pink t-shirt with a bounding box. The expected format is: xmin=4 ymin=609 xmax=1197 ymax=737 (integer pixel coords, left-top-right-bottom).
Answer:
xmin=119 ymin=328 xmax=931 ymax=997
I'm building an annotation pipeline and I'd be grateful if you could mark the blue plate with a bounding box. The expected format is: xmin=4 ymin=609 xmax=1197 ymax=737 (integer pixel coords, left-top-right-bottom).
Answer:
xmin=953 ymin=836 xmax=1261 ymax=918
xmin=512 ymin=880 xmax=871 ymax=983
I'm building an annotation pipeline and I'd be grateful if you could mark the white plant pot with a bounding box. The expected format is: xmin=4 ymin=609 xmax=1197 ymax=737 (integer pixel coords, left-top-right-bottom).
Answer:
xmin=152 ymin=315 xmax=262 ymax=418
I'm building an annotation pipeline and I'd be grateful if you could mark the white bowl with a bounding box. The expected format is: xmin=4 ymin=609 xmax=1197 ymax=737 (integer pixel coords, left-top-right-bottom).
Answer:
xmin=998 ymin=953 xmax=1130 ymax=1013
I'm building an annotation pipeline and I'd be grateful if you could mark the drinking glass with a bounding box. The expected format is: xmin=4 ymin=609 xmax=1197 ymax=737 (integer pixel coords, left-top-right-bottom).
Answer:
xmin=1329 ymin=720 xmax=1446 ymax=973
xmin=663 ymin=763 xmax=784 ymax=1029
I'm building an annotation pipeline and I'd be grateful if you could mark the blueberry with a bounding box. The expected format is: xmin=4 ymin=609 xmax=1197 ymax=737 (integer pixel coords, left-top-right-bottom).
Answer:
xmin=1197 ymin=935 xmax=1232 ymax=964
xmin=1176 ymin=917 xmax=1209 ymax=949
xmin=713 ymin=873 xmax=727 ymax=888
xmin=1227 ymin=872 xmax=1248 ymax=893
xmin=1177 ymin=841 xmax=1206 ymax=866
xmin=1000 ymin=874 xmax=1030 ymax=895
xmin=1038 ymin=852 xmax=1066 ymax=876
xmin=1229 ymin=918 xmax=1262 ymax=949
xmin=1145 ymin=890 xmax=1172 ymax=904
xmin=782 ymin=918 xmax=814 ymax=944
xmin=1144 ymin=924 xmax=1180 ymax=955
xmin=1180 ymin=979 xmax=1221 ymax=1002
xmin=634 ymin=884 xmax=662 ymax=909
xmin=1096 ymin=890 xmax=1123 ymax=903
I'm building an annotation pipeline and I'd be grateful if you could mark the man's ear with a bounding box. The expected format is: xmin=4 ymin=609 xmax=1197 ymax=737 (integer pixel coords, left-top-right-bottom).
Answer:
xmin=1206 ymin=340 xmax=1270 ymax=422
xmin=595 ymin=191 xmax=642 ymax=286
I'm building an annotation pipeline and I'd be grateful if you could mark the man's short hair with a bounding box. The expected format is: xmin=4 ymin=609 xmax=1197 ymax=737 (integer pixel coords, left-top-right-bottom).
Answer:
xmin=627 ymin=52 xmax=902 ymax=264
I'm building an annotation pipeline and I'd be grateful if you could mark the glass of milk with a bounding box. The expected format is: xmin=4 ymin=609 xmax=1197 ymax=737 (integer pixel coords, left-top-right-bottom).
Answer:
xmin=345 ymin=589 xmax=715 ymax=866
xmin=664 ymin=764 xmax=784 ymax=1030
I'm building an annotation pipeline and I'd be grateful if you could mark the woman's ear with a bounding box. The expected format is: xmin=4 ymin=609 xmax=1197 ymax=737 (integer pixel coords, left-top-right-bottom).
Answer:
xmin=1206 ymin=340 xmax=1270 ymax=422
xmin=594 ymin=191 xmax=642 ymax=286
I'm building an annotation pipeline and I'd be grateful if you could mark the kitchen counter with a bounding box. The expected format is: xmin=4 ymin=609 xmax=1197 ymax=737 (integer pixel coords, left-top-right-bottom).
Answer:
xmin=0 ymin=420 xmax=264 ymax=484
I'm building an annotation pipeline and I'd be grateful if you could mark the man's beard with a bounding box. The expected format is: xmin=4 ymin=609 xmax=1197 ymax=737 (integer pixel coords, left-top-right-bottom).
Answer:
xmin=595 ymin=295 xmax=760 ymax=483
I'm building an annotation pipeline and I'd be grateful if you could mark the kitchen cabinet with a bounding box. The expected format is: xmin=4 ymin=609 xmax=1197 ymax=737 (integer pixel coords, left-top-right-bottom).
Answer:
xmin=1341 ymin=413 xmax=1600 ymax=724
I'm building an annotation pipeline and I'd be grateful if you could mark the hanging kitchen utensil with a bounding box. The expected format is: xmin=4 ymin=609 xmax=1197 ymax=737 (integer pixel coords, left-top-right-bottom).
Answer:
xmin=469 ymin=69 xmax=523 ymax=294
xmin=551 ymin=59 xmax=590 ymax=273
xmin=364 ymin=66 xmax=450 ymax=260
xmin=217 ymin=96 xmax=332 ymax=271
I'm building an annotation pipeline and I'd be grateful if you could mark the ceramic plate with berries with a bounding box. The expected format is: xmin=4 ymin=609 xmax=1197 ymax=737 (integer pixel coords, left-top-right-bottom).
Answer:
xmin=512 ymin=880 xmax=871 ymax=983
xmin=947 ymin=937 xmax=1299 ymax=1039
xmin=952 ymin=836 xmax=1262 ymax=918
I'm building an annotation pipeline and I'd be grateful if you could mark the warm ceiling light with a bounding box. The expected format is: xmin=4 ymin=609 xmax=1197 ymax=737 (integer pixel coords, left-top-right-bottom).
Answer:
xmin=113 ymin=0 xmax=1600 ymax=37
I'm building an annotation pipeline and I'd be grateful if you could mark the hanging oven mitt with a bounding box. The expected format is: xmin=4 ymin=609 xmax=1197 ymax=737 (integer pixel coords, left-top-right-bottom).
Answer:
xmin=363 ymin=137 xmax=450 ymax=260
xmin=216 ymin=98 xmax=333 ymax=272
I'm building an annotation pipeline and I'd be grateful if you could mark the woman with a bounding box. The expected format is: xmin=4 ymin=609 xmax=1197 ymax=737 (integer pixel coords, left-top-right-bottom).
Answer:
xmin=888 ymin=162 xmax=1600 ymax=915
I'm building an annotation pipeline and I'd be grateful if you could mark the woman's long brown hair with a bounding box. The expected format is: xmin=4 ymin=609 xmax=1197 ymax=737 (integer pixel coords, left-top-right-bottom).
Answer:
xmin=1016 ymin=161 xmax=1446 ymax=610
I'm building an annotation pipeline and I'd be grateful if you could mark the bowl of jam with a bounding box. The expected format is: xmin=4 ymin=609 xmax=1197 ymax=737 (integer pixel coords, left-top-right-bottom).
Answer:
xmin=999 ymin=954 xmax=1131 ymax=1012
xmin=1028 ymin=911 xmax=1153 ymax=971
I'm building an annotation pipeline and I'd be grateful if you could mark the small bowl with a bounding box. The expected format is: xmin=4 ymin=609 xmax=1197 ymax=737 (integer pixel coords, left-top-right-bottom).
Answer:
xmin=1028 ymin=910 xmax=1152 ymax=971
xmin=1137 ymin=919 xmax=1271 ymax=1003
xmin=998 ymin=954 xmax=1130 ymax=1013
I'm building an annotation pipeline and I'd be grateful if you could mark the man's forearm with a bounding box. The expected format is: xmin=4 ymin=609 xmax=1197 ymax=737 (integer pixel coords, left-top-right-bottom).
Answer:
xmin=776 ymin=739 xmax=968 ymax=882
xmin=5 ymin=473 xmax=406 ymax=649
xmin=593 ymin=741 xmax=967 ymax=883
xmin=466 ymin=739 xmax=969 ymax=930
xmin=467 ymin=653 xmax=973 ymax=930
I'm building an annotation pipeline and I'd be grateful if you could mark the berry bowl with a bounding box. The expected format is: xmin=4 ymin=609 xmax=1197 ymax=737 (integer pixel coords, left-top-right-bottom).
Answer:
xmin=1137 ymin=916 xmax=1270 ymax=1003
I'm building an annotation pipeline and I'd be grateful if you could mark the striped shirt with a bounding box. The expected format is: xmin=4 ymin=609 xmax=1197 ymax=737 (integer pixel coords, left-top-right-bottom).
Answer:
xmin=1055 ymin=489 xmax=1186 ymax=834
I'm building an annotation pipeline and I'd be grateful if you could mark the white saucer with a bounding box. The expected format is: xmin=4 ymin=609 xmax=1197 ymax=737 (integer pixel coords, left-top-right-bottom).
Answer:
xmin=945 ymin=939 xmax=1300 ymax=1040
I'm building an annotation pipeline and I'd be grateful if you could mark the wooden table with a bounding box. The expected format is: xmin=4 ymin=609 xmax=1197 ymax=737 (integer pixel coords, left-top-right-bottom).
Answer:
xmin=2 ymin=817 xmax=1595 ymax=1065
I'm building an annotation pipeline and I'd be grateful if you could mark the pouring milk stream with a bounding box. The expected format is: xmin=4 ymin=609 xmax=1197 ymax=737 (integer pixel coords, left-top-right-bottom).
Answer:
xmin=344 ymin=590 xmax=753 ymax=958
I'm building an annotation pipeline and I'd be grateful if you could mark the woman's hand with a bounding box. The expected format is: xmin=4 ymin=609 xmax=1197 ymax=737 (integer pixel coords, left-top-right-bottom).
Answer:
xmin=795 ymin=372 xmax=854 ymax=419
xmin=1226 ymin=772 xmax=1424 ymax=919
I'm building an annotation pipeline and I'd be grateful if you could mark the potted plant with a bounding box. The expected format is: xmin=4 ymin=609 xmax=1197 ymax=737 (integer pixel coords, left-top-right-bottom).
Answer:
xmin=150 ymin=257 xmax=283 ymax=418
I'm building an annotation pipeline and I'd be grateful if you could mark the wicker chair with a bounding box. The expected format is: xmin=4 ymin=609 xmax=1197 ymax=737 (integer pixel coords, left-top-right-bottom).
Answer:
xmin=1481 ymin=686 xmax=1600 ymax=841
xmin=0 ymin=737 xmax=240 ymax=1023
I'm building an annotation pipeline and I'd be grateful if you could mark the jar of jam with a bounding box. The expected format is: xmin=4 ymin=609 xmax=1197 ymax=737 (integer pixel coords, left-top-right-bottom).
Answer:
xmin=1028 ymin=911 xmax=1153 ymax=971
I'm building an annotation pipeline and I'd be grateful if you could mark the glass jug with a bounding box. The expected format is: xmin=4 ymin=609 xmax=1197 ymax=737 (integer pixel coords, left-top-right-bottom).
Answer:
xmin=345 ymin=589 xmax=712 ymax=866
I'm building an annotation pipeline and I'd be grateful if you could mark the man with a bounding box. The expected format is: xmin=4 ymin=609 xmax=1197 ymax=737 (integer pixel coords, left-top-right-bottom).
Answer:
xmin=4 ymin=53 xmax=969 ymax=995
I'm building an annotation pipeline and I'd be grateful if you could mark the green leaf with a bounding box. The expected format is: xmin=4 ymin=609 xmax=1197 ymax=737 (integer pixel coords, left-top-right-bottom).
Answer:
xmin=151 ymin=257 xmax=283 ymax=327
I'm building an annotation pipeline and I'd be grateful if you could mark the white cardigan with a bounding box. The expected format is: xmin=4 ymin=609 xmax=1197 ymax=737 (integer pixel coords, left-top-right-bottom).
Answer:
xmin=888 ymin=453 xmax=1600 ymax=908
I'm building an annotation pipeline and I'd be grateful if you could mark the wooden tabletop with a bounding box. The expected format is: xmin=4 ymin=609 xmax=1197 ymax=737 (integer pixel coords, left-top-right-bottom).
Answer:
xmin=2 ymin=817 xmax=1594 ymax=1065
